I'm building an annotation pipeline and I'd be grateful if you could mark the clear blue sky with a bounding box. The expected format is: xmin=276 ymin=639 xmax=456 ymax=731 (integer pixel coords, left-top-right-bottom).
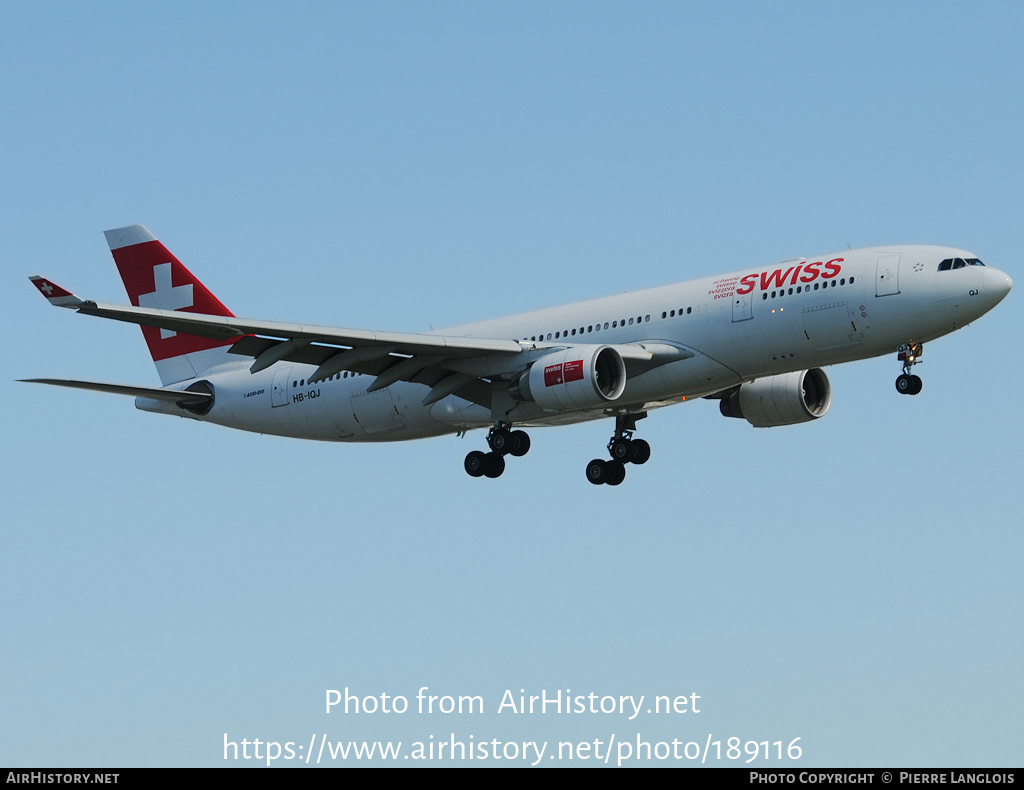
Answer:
xmin=2 ymin=1 xmax=1021 ymax=767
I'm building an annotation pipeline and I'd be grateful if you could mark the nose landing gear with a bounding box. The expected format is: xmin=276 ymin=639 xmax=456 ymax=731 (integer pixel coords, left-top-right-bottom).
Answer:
xmin=895 ymin=343 xmax=923 ymax=395
xmin=464 ymin=424 xmax=530 ymax=478
xmin=586 ymin=412 xmax=650 ymax=486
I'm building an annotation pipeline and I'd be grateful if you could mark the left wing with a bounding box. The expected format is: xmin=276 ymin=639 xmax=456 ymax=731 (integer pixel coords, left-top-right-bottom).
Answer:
xmin=29 ymin=275 xmax=528 ymax=407
xmin=29 ymin=276 xmax=684 ymax=409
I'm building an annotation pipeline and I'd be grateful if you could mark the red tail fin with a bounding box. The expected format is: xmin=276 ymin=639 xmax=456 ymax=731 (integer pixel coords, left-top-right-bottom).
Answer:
xmin=104 ymin=225 xmax=241 ymax=384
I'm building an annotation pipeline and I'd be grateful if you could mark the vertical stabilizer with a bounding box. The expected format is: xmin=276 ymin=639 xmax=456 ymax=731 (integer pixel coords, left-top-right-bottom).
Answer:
xmin=104 ymin=225 xmax=242 ymax=385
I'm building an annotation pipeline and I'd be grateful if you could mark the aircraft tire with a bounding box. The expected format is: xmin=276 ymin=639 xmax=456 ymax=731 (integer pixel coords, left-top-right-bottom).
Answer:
xmin=509 ymin=430 xmax=531 ymax=457
xmin=896 ymin=374 xmax=912 ymax=394
xmin=483 ymin=452 xmax=505 ymax=478
xmin=630 ymin=439 xmax=651 ymax=465
xmin=605 ymin=461 xmax=626 ymax=486
xmin=586 ymin=459 xmax=608 ymax=485
xmin=489 ymin=429 xmax=511 ymax=454
xmin=465 ymin=451 xmax=487 ymax=477
xmin=909 ymin=375 xmax=923 ymax=395
xmin=610 ymin=438 xmax=632 ymax=461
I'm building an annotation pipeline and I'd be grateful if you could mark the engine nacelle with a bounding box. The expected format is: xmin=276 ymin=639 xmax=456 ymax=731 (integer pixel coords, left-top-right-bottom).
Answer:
xmin=510 ymin=345 xmax=627 ymax=410
xmin=720 ymin=369 xmax=831 ymax=427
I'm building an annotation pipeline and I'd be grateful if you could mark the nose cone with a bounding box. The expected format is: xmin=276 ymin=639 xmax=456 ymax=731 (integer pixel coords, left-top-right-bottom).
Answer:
xmin=985 ymin=267 xmax=1013 ymax=305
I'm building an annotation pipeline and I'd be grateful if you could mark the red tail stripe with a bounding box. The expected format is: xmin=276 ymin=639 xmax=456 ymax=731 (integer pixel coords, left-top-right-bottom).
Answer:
xmin=110 ymin=239 xmax=241 ymax=362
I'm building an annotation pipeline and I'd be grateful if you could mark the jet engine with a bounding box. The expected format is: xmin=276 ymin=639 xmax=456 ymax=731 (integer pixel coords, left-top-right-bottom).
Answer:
xmin=509 ymin=345 xmax=627 ymax=410
xmin=719 ymin=369 xmax=831 ymax=427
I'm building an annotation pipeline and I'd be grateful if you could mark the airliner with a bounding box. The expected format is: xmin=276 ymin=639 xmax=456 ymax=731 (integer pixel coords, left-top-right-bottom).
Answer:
xmin=25 ymin=225 xmax=1012 ymax=485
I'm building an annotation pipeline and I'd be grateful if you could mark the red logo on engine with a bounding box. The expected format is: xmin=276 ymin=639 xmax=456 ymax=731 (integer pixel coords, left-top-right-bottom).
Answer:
xmin=544 ymin=360 xmax=584 ymax=387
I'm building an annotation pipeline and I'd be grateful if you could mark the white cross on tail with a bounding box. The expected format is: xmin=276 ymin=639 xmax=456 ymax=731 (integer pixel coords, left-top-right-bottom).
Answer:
xmin=138 ymin=263 xmax=193 ymax=339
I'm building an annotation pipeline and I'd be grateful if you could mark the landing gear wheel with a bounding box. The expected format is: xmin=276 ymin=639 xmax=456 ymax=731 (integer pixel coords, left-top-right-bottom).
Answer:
xmin=895 ymin=343 xmax=924 ymax=396
xmin=610 ymin=437 xmax=632 ymax=461
xmin=483 ymin=452 xmax=505 ymax=478
xmin=464 ymin=451 xmax=487 ymax=477
xmin=586 ymin=459 xmax=608 ymax=485
xmin=605 ymin=461 xmax=626 ymax=486
xmin=488 ymin=428 xmax=511 ymax=454
xmin=508 ymin=430 xmax=531 ymax=457
xmin=629 ymin=439 xmax=651 ymax=465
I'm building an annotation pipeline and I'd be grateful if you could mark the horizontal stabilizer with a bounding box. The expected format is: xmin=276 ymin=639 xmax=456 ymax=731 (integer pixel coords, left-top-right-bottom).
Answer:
xmin=29 ymin=276 xmax=86 ymax=307
xmin=19 ymin=378 xmax=212 ymax=405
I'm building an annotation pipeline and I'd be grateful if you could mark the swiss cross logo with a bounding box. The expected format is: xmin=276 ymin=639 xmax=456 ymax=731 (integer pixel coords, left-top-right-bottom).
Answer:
xmin=39 ymin=281 xmax=54 ymax=296
xmin=138 ymin=263 xmax=193 ymax=339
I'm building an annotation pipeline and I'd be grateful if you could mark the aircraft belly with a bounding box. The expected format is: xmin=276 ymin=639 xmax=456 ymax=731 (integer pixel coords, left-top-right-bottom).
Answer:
xmin=430 ymin=395 xmax=491 ymax=429
xmin=622 ymin=351 xmax=741 ymax=403
xmin=347 ymin=382 xmax=460 ymax=441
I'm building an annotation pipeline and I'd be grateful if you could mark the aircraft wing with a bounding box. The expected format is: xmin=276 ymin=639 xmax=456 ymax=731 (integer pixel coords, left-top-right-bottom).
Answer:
xmin=29 ymin=276 xmax=679 ymax=408
xmin=29 ymin=275 xmax=528 ymax=407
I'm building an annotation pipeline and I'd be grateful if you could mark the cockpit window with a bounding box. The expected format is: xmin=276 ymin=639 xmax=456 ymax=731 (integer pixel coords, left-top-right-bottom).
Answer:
xmin=938 ymin=257 xmax=985 ymax=271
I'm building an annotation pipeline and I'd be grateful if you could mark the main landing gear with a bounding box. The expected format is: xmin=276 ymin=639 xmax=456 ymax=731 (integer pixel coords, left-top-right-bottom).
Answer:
xmin=464 ymin=424 xmax=530 ymax=479
xmin=586 ymin=412 xmax=650 ymax=486
xmin=895 ymin=342 xmax=923 ymax=396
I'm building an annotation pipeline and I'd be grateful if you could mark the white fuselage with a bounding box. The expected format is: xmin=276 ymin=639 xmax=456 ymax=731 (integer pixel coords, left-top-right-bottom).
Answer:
xmin=140 ymin=245 xmax=1011 ymax=441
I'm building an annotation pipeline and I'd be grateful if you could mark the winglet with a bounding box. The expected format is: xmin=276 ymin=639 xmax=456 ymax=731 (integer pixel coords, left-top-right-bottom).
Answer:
xmin=29 ymin=276 xmax=85 ymax=307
